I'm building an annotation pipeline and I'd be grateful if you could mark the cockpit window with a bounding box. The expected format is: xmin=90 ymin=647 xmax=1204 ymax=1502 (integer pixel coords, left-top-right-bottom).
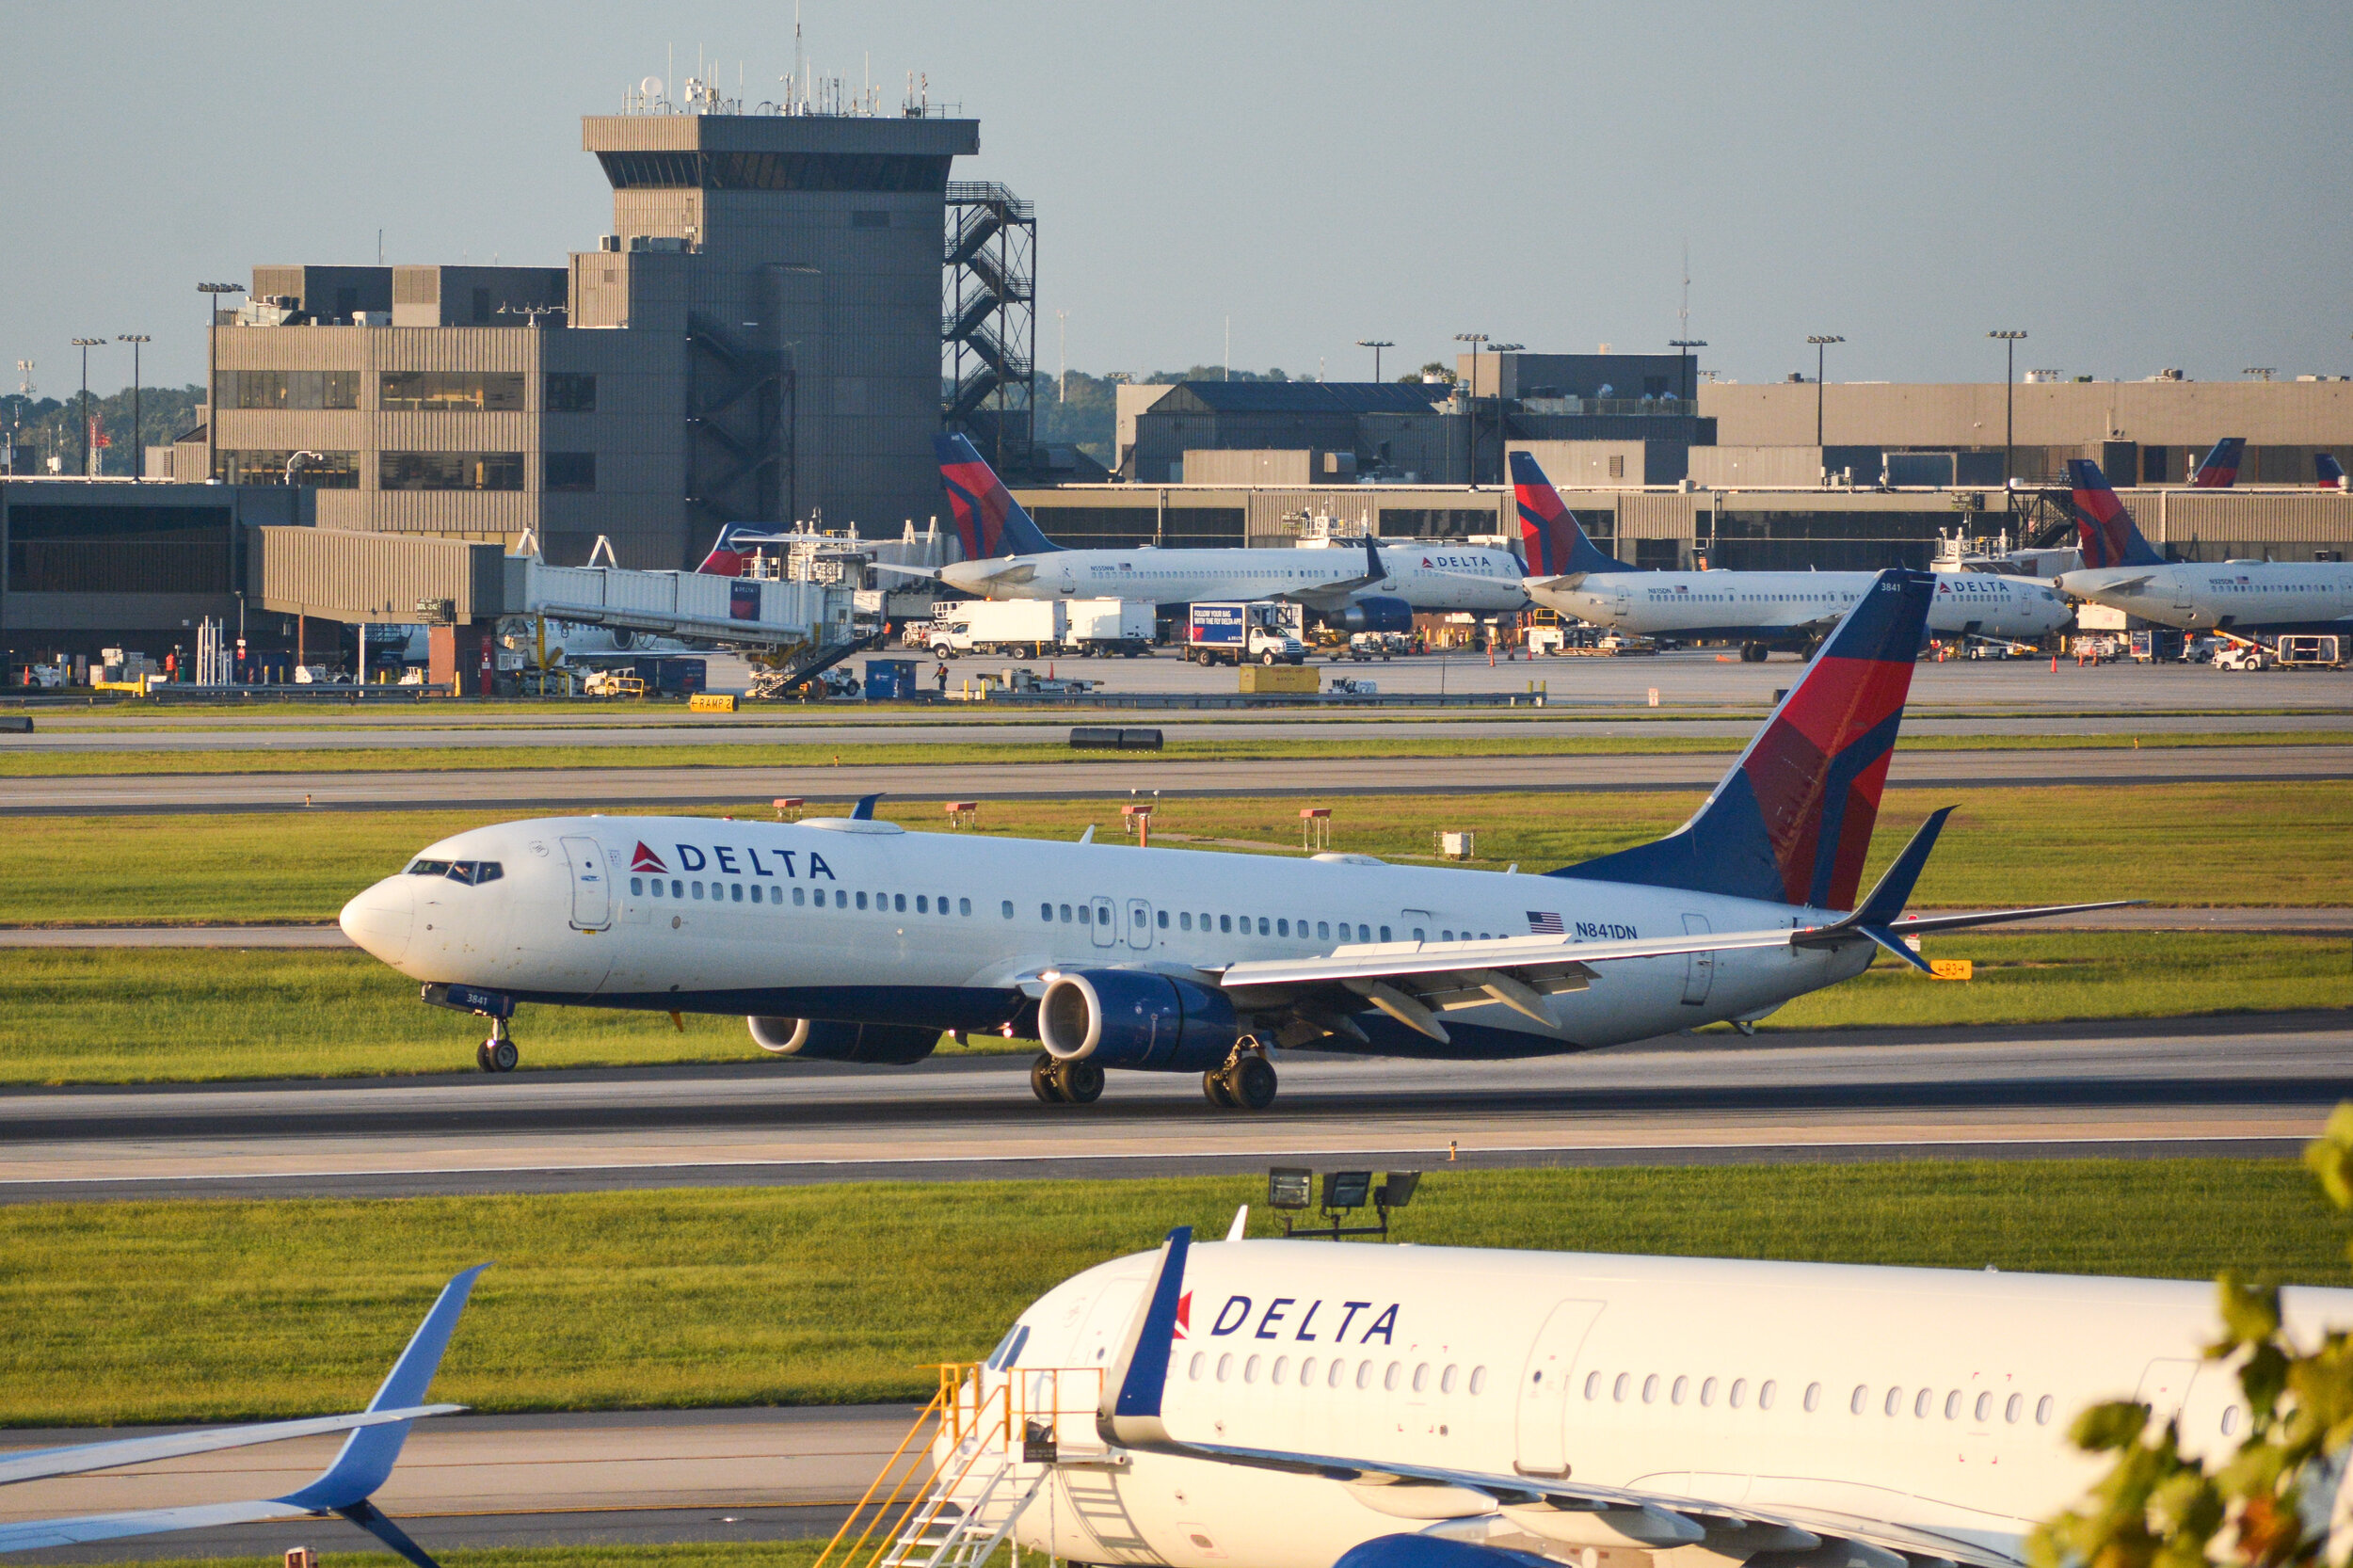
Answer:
xmin=984 ymin=1323 xmax=1031 ymax=1371
xmin=447 ymin=861 xmax=503 ymax=886
xmin=406 ymin=859 xmax=452 ymax=877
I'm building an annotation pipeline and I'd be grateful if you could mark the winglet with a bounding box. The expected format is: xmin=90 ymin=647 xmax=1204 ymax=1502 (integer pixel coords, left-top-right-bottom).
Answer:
xmin=851 ymin=793 xmax=882 ymax=821
xmin=1364 ymin=534 xmax=1386 ymax=582
xmin=1849 ymin=807 xmax=1953 ymax=926
xmin=277 ymin=1264 xmax=488 ymax=1514
xmin=1098 ymin=1226 xmax=1192 ymax=1448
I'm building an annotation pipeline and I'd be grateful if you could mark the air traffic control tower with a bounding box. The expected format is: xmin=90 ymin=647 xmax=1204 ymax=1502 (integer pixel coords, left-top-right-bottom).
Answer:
xmin=200 ymin=98 xmax=979 ymax=569
xmin=573 ymin=107 xmax=979 ymax=543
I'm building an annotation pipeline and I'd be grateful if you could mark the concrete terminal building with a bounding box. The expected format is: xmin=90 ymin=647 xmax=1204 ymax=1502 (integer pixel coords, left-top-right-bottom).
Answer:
xmin=170 ymin=101 xmax=981 ymax=570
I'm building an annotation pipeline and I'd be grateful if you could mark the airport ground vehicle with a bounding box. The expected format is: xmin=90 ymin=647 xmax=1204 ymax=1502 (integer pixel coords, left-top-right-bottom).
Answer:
xmin=1186 ymin=601 xmax=1308 ymax=665
xmin=2214 ymin=640 xmax=2271 ymax=671
xmin=927 ymin=599 xmax=1152 ymax=658
xmin=2277 ymin=633 xmax=2345 ymax=669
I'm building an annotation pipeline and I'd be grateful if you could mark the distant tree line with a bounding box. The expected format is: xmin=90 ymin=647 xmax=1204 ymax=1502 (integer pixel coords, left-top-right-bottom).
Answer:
xmin=1 ymin=384 xmax=206 ymax=477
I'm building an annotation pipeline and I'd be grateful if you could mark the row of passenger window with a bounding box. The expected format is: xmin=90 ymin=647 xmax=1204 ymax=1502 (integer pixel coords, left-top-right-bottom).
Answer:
xmin=1581 ymin=1369 xmax=2057 ymax=1426
xmin=1186 ymin=1350 xmax=1488 ymax=1396
xmin=629 ymin=875 xmax=1002 ymax=918
xmin=1032 ymin=902 xmax=1394 ymax=943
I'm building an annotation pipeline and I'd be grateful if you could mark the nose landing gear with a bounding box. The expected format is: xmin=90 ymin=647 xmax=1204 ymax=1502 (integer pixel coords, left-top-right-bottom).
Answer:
xmin=476 ymin=1017 xmax=519 ymax=1074
xmin=1030 ymin=1054 xmax=1104 ymax=1104
xmin=1203 ymin=1044 xmax=1277 ymax=1111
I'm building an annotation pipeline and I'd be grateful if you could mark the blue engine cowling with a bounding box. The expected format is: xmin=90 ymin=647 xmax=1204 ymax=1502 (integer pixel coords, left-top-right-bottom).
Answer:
xmin=1037 ymin=970 xmax=1239 ymax=1072
xmin=1334 ymin=596 xmax=1413 ymax=634
xmin=747 ymin=1016 xmax=938 ymax=1064
xmin=1335 ymin=1538 xmax=1562 ymax=1568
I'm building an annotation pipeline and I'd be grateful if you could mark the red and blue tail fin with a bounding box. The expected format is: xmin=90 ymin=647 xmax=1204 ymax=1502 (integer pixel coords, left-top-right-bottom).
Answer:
xmin=936 ymin=434 xmax=1061 ymax=559
xmin=1511 ymin=452 xmax=1632 ymax=576
xmin=2066 ymin=458 xmax=2168 ymax=568
xmin=2319 ymin=453 xmax=2347 ymax=490
xmin=696 ymin=523 xmax=792 ymax=576
xmin=1557 ymin=569 xmax=1932 ymax=911
xmin=2190 ymin=437 xmax=2246 ymax=488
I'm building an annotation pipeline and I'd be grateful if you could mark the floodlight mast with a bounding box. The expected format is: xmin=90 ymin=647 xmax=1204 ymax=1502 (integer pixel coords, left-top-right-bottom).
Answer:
xmin=1265 ymin=1166 xmax=1421 ymax=1240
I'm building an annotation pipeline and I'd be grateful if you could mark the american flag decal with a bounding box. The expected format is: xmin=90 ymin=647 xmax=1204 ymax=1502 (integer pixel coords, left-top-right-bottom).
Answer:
xmin=1527 ymin=911 xmax=1564 ymax=935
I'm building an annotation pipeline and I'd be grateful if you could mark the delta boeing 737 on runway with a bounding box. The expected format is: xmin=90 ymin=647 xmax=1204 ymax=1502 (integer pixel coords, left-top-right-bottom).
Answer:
xmin=954 ymin=1225 xmax=2351 ymax=1568
xmin=338 ymin=570 xmax=2121 ymax=1108
xmin=1505 ymin=455 xmax=2071 ymax=658
xmin=863 ymin=435 xmax=1527 ymax=632
xmin=2052 ymin=458 xmax=2353 ymax=636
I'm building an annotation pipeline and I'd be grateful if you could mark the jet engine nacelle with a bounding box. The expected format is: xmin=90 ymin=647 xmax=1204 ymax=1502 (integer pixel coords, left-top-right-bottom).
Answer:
xmin=747 ymin=1016 xmax=938 ymax=1064
xmin=1037 ymin=970 xmax=1239 ymax=1072
xmin=1334 ymin=1535 xmax=1561 ymax=1568
xmin=1333 ymin=596 xmax=1413 ymax=635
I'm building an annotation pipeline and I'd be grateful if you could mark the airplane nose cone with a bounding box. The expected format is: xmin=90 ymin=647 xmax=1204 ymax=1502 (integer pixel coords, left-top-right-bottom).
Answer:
xmin=340 ymin=877 xmax=416 ymax=965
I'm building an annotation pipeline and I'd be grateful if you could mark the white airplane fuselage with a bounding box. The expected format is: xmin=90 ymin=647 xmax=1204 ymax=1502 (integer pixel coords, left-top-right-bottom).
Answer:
xmin=944 ymin=546 xmax=1529 ymax=613
xmin=2052 ymin=560 xmax=2353 ymax=635
xmin=1530 ymin=571 xmax=2070 ymax=646
xmin=339 ymin=815 xmax=1870 ymax=1058
xmin=988 ymin=1240 xmax=2345 ymax=1568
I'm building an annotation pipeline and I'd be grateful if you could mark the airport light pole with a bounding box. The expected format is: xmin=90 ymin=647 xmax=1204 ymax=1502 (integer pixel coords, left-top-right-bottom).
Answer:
xmin=198 ymin=282 xmax=245 ymax=482
xmin=70 ymin=339 xmax=104 ymax=478
xmin=1804 ymin=335 xmax=1844 ymax=448
xmin=117 ymin=335 xmax=150 ymax=483
xmin=1669 ymin=338 xmax=1706 ymax=404
xmin=1355 ymin=340 xmax=1392 ymax=382
xmin=1453 ymin=333 xmax=1487 ymax=485
xmin=1987 ymin=330 xmax=2026 ymax=486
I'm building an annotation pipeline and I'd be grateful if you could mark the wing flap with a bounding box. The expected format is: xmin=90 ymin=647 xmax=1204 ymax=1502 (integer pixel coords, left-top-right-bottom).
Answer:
xmin=1218 ymin=929 xmax=1795 ymax=993
xmin=0 ymin=1499 xmax=303 ymax=1554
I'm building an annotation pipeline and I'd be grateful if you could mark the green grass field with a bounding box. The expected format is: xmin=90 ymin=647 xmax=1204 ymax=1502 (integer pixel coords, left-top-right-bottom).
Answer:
xmin=0 ymin=930 xmax=2343 ymax=1084
xmin=2 ymin=783 xmax=2348 ymax=928
xmin=1 ymin=728 xmax=2345 ymax=777
xmin=0 ymin=1160 xmax=2343 ymax=1426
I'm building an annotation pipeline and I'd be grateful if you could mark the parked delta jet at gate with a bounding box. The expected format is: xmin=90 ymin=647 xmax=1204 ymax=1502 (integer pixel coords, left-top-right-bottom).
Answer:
xmin=339 ymin=570 xmax=2121 ymax=1107
xmin=862 ymin=435 xmax=1527 ymax=631
xmin=1503 ymin=455 xmax=2071 ymax=658
xmin=953 ymin=1225 xmax=2353 ymax=1568
xmin=2051 ymin=458 xmax=2353 ymax=636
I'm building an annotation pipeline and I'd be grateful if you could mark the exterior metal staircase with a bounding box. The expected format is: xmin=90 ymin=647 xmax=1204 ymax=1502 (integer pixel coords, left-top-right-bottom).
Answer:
xmin=816 ymin=1365 xmax=1105 ymax=1568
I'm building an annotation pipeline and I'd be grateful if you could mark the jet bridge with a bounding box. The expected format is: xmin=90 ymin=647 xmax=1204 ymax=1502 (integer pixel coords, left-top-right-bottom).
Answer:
xmin=509 ymin=548 xmax=855 ymax=650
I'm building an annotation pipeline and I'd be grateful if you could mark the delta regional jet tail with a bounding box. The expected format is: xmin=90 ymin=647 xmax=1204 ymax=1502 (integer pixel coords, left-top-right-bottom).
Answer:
xmin=2051 ymin=457 xmax=2353 ymax=636
xmin=2189 ymin=435 xmax=2246 ymax=488
xmin=957 ymin=1225 xmax=2353 ymax=1568
xmin=866 ymin=434 xmax=1526 ymax=628
xmin=1505 ymin=456 xmax=2070 ymax=658
xmin=338 ymin=569 xmax=2123 ymax=1106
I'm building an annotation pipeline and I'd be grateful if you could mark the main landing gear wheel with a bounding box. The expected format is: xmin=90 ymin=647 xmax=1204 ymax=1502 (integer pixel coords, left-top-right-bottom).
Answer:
xmin=1204 ymin=1053 xmax=1277 ymax=1110
xmin=1032 ymin=1056 xmax=1106 ymax=1105
xmin=477 ymin=1019 xmax=519 ymax=1074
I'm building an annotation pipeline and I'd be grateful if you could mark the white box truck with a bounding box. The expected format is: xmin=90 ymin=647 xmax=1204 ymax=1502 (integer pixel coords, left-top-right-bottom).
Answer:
xmin=1063 ymin=599 xmax=1155 ymax=657
xmin=927 ymin=600 xmax=1064 ymax=657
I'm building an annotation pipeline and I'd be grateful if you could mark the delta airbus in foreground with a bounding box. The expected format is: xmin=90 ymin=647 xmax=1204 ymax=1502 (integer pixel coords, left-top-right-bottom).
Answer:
xmin=1505 ymin=454 xmax=2071 ymax=657
xmin=953 ymin=1224 xmax=2345 ymax=1568
xmin=339 ymin=570 xmax=2121 ymax=1107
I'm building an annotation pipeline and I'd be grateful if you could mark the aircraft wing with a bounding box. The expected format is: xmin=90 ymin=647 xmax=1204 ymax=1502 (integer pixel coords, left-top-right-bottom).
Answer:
xmin=0 ymin=1265 xmax=487 ymax=1568
xmin=866 ymin=561 xmax=945 ymax=581
xmin=0 ymin=1406 xmax=462 ymax=1487
xmin=1098 ymin=1229 xmax=2017 ymax=1568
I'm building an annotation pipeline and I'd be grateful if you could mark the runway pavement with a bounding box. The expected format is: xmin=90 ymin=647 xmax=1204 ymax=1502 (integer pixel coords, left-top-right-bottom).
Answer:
xmin=5 ymin=744 xmax=2348 ymax=815
xmin=3 ymin=1012 xmax=2343 ymax=1203
xmin=0 ymin=1404 xmax=914 ymax=1562
xmin=7 ymin=906 xmax=2349 ymax=948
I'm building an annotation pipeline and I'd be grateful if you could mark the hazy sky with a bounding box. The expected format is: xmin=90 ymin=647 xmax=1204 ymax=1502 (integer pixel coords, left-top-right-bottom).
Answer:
xmin=7 ymin=1 xmax=2347 ymax=399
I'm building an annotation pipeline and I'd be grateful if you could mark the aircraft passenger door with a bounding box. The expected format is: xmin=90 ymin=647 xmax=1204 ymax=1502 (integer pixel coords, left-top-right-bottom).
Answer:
xmin=2137 ymin=1358 xmax=2201 ymax=1426
xmin=561 ymin=837 xmax=612 ymax=930
xmin=1127 ymin=899 xmax=1154 ymax=951
xmin=1090 ymin=896 xmax=1118 ymax=949
xmin=1680 ymin=913 xmax=1714 ymax=1005
xmin=1514 ymin=1299 xmax=1605 ymax=1477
